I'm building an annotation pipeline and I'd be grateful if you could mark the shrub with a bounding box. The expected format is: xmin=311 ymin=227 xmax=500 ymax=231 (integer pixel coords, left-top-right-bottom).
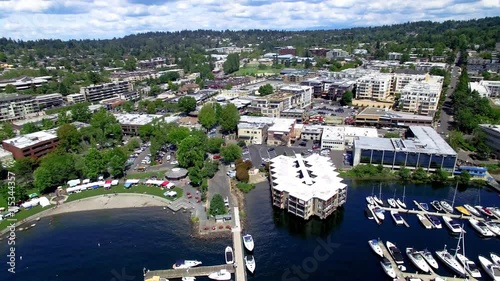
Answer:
xmin=236 ymin=166 xmax=250 ymax=182
xmin=236 ymin=182 xmax=255 ymax=193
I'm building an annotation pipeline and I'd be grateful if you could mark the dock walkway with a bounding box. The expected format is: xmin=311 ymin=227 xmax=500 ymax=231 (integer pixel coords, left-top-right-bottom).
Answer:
xmin=232 ymin=206 xmax=246 ymax=281
xmin=378 ymin=206 xmax=500 ymax=223
xmin=378 ymin=240 xmax=477 ymax=281
xmin=144 ymin=265 xmax=234 ymax=279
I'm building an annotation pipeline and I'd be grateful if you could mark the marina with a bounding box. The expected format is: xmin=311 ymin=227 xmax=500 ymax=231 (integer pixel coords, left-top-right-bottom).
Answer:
xmin=375 ymin=206 xmax=500 ymax=224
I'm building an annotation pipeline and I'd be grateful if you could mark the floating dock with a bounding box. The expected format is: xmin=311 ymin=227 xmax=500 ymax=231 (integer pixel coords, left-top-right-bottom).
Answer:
xmin=144 ymin=265 xmax=235 ymax=279
xmin=378 ymin=240 xmax=478 ymax=281
xmin=377 ymin=206 xmax=500 ymax=224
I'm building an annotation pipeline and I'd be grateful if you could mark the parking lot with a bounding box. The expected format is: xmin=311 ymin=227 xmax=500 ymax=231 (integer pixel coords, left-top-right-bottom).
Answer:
xmin=311 ymin=99 xmax=358 ymax=119
xmin=128 ymin=144 xmax=179 ymax=172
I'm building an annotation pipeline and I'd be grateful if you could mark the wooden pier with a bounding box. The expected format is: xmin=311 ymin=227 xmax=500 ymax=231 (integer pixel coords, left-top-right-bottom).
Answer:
xmin=232 ymin=206 xmax=246 ymax=281
xmin=377 ymin=240 xmax=477 ymax=281
xmin=377 ymin=206 xmax=500 ymax=224
xmin=144 ymin=265 xmax=234 ymax=279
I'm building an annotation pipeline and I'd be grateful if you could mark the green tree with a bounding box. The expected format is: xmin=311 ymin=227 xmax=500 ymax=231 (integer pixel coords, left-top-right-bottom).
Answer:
xmin=219 ymin=104 xmax=240 ymax=133
xmin=124 ymin=57 xmax=137 ymax=71
xmin=21 ymin=122 xmax=41 ymax=134
xmin=122 ymin=101 xmax=134 ymax=113
xmin=178 ymin=96 xmax=197 ymax=114
xmin=0 ymin=51 xmax=7 ymax=62
xmin=198 ymin=103 xmax=218 ymax=130
xmin=207 ymin=137 xmax=224 ymax=154
xmin=176 ymin=135 xmax=206 ymax=168
xmin=166 ymin=126 xmax=191 ymax=146
xmin=71 ymin=103 xmax=92 ymax=123
xmin=83 ymin=148 xmax=105 ymax=179
xmin=304 ymin=58 xmax=312 ymax=69
xmin=12 ymin=158 xmax=38 ymax=189
xmin=209 ymin=193 xmax=227 ymax=216
xmin=398 ymin=167 xmax=411 ymax=181
xmin=384 ymin=132 xmax=400 ymax=138
xmin=109 ymin=154 xmax=126 ymax=178
xmin=341 ymin=91 xmax=353 ymax=105
xmin=220 ymin=144 xmax=242 ymax=163
xmin=431 ymin=169 xmax=450 ymax=183
xmin=457 ymin=171 xmax=471 ymax=185
xmin=138 ymin=124 xmax=155 ymax=141
xmin=188 ymin=166 xmax=204 ymax=187
xmin=168 ymin=81 xmax=179 ymax=91
xmin=258 ymin=84 xmax=273 ymax=96
xmin=57 ymin=124 xmax=81 ymax=153
xmin=90 ymin=109 xmax=123 ymax=145
xmin=4 ymin=84 xmax=16 ymax=93
xmin=223 ymin=53 xmax=240 ymax=74
xmin=34 ymin=153 xmax=78 ymax=193
xmin=0 ymin=123 xmax=15 ymax=142
xmin=57 ymin=111 xmax=72 ymax=125
xmin=236 ymin=165 xmax=249 ymax=182
xmin=412 ymin=167 xmax=428 ymax=183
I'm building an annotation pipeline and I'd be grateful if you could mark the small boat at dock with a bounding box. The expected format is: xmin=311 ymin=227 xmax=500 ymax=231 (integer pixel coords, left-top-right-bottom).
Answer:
xmin=426 ymin=214 xmax=442 ymax=229
xmin=373 ymin=206 xmax=385 ymax=221
xmin=172 ymin=260 xmax=202 ymax=269
xmin=373 ymin=195 xmax=383 ymax=206
xmin=242 ymin=234 xmax=254 ymax=252
xmin=366 ymin=196 xmax=375 ymax=205
xmin=439 ymin=201 xmax=454 ymax=214
xmin=487 ymin=207 xmax=500 ymax=219
xmin=391 ymin=211 xmax=405 ymax=225
xmin=420 ymin=249 xmax=439 ymax=270
xmin=368 ymin=239 xmax=383 ymax=258
xmin=365 ymin=206 xmax=374 ymax=220
xmin=396 ymin=198 xmax=407 ymax=209
xmin=416 ymin=214 xmax=433 ymax=229
xmin=387 ymin=198 xmax=397 ymax=208
xmin=455 ymin=206 xmax=470 ymax=216
xmin=476 ymin=205 xmax=495 ymax=217
xmin=208 ymin=269 xmax=231 ymax=281
xmin=478 ymin=255 xmax=500 ymax=281
xmin=182 ymin=278 xmax=195 ymax=281
xmin=491 ymin=253 xmax=500 ymax=265
xmin=413 ymin=200 xmax=429 ymax=212
xmin=244 ymin=255 xmax=256 ymax=273
xmin=442 ymin=216 xmax=464 ymax=234
xmin=386 ymin=241 xmax=404 ymax=265
xmin=469 ymin=218 xmax=495 ymax=237
xmin=431 ymin=200 xmax=442 ymax=212
xmin=225 ymin=246 xmax=234 ymax=264
xmin=464 ymin=204 xmax=481 ymax=217
xmin=406 ymin=247 xmax=430 ymax=273
xmin=485 ymin=221 xmax=500 ymax=236
xmin=456 ymin=253 xmax=482 ymax=278
xmin=435 ymin=246 xmax=465 ymax=277
xmin=380 ymin=257 xmax=396 ymax=279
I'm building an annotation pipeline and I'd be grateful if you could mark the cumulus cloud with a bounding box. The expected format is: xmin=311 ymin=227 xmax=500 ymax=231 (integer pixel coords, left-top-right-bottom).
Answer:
xmin=0 ymin=0 xmax=498 ymax=40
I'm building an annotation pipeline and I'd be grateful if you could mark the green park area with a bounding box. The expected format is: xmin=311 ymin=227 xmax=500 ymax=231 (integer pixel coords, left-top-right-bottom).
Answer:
xmin=234 ymin=64 xmax=282 ymax=76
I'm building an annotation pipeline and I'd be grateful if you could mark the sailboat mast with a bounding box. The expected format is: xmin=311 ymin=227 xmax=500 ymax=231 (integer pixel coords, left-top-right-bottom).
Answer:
xmin=453 ymin=228 xmax=463 ymax=258
xmin=379 ymin=183 xmax=382 ymax=200
xmin=451 ymin=182 xmax=458 ymax=208
xmin=402 ymin=185 xmax=406 ymax=204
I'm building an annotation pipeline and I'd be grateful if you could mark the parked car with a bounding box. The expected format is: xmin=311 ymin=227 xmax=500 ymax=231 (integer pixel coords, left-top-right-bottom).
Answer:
xmin=213 ymin=155 xmax=221 ymax=160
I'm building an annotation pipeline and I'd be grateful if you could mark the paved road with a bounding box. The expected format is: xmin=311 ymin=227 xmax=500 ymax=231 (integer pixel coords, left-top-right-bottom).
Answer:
xmin=208 ymin=165 xmax=233 ymax=213
xmin=438 ymin=60 xmax=461 ymax=136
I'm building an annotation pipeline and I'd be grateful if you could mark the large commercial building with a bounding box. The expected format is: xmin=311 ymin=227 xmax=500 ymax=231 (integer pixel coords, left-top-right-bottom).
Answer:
xmin=356 ymin=74 xmax=393 ymax=100
xmin=0 ymin=94 xmax=38 ymax=122
xmin=267 ymin=118 xmax=296 ymax=146
xmin=399 ymin=79 xmax=443 ymax=116
xmin=2 ymin=131 xmax=59 ymax=159
xmin=35 ymin=93 xmax=64 ymax=110
xmin=321 ymin=126 xmax=378 ymax=150
xmin=0 ymin=76 xmax=52 ymax=91
xmin=270 ymin=153 xmax=347 ymax=220
xmin=113 ymin=114 xmax=168 ymax=135
xmin=80 ymin=81 xmax=133 ymax=102
xmin=479 ymin=124 xmax=500 ymax=157
xmin=355 ymin=107 xmax=433 ymax=127
xmin=237 ymin=123 xmax=268 ymax=145
xmin=353 ymin=126 xmax=457 ymax=171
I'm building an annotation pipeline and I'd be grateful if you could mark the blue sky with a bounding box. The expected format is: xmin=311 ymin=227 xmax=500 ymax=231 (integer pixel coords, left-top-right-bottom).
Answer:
xmin=0 ymin=0 xmax=498 ymax=40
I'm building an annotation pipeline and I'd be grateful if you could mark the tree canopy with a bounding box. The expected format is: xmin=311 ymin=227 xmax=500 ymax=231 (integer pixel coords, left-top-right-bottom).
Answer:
xmin=209 ymin=193 xmax=227 ymax=216
xmin=258 ymin=84 xmax=273 ymax=96
xmin=219 ymin=104 xmax=240 ymax=133
xmin=178 ymin=96 xmax=197 ymax=114
xmin=220 ymin=144 xmax=242 ymax=163
xmin=223 ymin=53 xmax=240 ymax=74
xmin=198 ymin=103 xmax=218 ymax=130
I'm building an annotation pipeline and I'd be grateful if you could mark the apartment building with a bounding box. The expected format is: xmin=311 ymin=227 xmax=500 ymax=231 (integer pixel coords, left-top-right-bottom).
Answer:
xmin=0 ymin=76 xmax=52 ymax=91
xmin=392 ymin=73 xmax=427 ymax=94
xmin=250 ymin=85 xmax=313 ymax=117
xmin=34 ymin=93 xmax=64 ymax=110
xmin=388 ymin=52 xmax=403 ymax=60
xmin=308 ymin=48 xmax=329 ymax=57
xmin=66 ymin=93 xmax=86 ymax=104
xmin=300 ymin=125 xmax=322 ymax=141
xmin=237 ymin=123 xmax=268 ymax=145
xmin=2 ymin=131 xmax=59 ymax=159
xmin=399 ymin=80 xmax=443 ymax=116
xmin=113 ymin=114 xmax=166 ymax=135
xmin=80 ymin=81 xmax=133 ymax=102
xmin=270 ymin=153 xmax=347 ymax=220
xmin=479 ymin=124 xmax=500 ymax=157
xmin=356 ymin=74 xmax=393 ymax=100
xmin=326 ymin=49 xmax=349 ymax=60
xmin=0 ymin=94 xmax=38 ymax=122
xmin=278 ymin=46 xmax=296 ymax=56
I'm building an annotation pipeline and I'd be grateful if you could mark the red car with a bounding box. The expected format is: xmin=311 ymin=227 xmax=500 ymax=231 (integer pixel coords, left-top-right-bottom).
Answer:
xmin=213 ymin=155 xmax=221 ymax=160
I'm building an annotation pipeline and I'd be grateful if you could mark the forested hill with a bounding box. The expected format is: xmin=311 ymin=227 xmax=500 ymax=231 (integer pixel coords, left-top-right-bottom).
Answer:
xmin=0 ymin=17 xmax=499 ymax=58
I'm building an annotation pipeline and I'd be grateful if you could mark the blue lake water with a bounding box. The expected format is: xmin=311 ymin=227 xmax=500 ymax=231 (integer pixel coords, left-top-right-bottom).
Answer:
xmin=1 ymin=181 xmax=499 ymax=281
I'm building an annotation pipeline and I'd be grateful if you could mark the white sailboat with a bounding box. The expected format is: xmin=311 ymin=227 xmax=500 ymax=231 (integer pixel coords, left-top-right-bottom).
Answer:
xmin=366 ymin=185 xmax=376 ymax=205
xmin=440 ymin=182 xmax=457 ymax=214
xmin=435 ymin=230 xmax=466 ymax=277
xmin=172 ymin=260 xmax=202 ymax=269
xmin=491 ymin=253 xmax=500 ymax=266
xmin=387 ymin=189 xmax=397 ymax=208
xmin=456 ymin=230 xmax=481 ymax=278
xmin=244 ymin=255 xmax=256 ymax=273
xmin=373 ymin=183 xmax=383 ymax=206
xmin=464 ymin=204 xmax=481 ymax=217
xmin=406 ymin=248 xmax=430 ymax=273
xmin=368 ymin=239 xmax=384 ymax=258
xmin=396 ymin=185 xmax=407 ymax=209
xmin=485 ymin=221 xmax=500 ymax=236
xmin=478 ymin=255 xmax=500 ymax=281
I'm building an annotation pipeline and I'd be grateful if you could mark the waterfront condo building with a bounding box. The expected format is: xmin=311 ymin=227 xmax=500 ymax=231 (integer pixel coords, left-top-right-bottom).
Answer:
xmin=356 ymin=74 xmax=392 ymax=100
xmin=80 ymin=81 xmax=133 ymax=102
xmin=353 ymin=126 xmax=457 ymax=172
xmin=270 ymin=153 xmax=347 ymax=220
xmin=479 ymin=124 xmax=500 ymax=157
xmin=399 ymin=79 xmax=443 ymax=116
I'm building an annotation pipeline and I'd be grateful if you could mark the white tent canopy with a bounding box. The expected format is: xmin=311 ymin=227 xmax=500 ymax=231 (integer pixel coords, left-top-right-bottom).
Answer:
xmin=39 ymin=197 xmax=50 ymax=207
xmin=67 ymin=179 xmax=81 ymax=187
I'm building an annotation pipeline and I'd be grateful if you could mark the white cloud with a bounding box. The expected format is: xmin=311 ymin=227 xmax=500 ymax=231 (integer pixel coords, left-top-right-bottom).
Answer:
xmin=0 ymin=0 xmax=498 ymax=39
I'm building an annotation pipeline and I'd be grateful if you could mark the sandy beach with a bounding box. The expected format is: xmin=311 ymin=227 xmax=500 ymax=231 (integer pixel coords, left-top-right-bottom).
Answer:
xmin=42 ymin=193 xmax=171 ymax=217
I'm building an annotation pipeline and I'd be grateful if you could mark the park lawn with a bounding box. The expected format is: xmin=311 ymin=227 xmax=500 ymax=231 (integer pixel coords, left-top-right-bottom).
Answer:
xmin=66 ymin=184 xmax=183 ymax=202
xmin=0 ymin=205 xmax=44 ymax=231
xmin=234 ymin=66 xmax=282 ymax=76
xmin=0 ymin=187 xmax=41 ymax=209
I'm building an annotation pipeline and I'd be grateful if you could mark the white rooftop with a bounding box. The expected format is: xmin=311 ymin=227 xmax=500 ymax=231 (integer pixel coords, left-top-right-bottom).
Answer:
xmin=268 ymin=118 xmax=295 ymax=133
xmin=469 ymin=82 xmax=491 ymax=98
xmin=270 ymin=154 xmax=346 ymax=202
xmin=240 ymin=116 xmax=275 ymax=125
xmin=113 ymin=114 xmax=164 ymax=126
xmin=322 ymin=126 xmax=378 ymax=141
xmin=3 ymin=131 xmax=58 ymax=149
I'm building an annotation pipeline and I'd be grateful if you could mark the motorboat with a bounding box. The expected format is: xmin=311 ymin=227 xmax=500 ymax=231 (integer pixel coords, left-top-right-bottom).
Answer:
xmin=208 ymin=269 xmax=231 ymax=281
xmin=242 ymin=234 xmax=254 ymax=252
xmin=469 ymin=218 xmax=495 ymax=237
xmin=391 ymin=211 xmax=405 ymax=225
xmin=182 ymin=278 xmax=195 ymax=281
xmin=456 ymin=253 xmax=482 ymax=278
xmin=380 ymin=257 xmax=396 ymax=279
xmin=464 ymin=204 xmax=481 ymax=217
xmin=366 ymin=196 xmax=376 ymax=205
xmin=485 ymin=221 xmax=500 ymax=236
xmin=364 ymin=206 xmax=374 ymax=220
xmin=373 ymin=207 xmax=385 ymax=221
xmin=413 ymin=200 xmax=429 ymax=212
xmin=435 ymin=247 xmax=465 ymax=277
xmin=368 ymin=239 xmax=383 ymax=258
xmin=487 ymin=207 xmax=500 ymax=219
xmin=455 ymin=206 xmax=470 ymax=216
xmin=426 ymin=214 xmax=442 ymax=229
xmin=406 ymin=248 xmax=430 ymax=273
xmin=386 ymin=241 xmax=404 ymax=265
xmin=225 ymin=246 xmax=234 ymax=264
xmin=172 ymin=260 xmax=202 ymax=269
xmin=478 ymin=255 xmax=500 ymax=281
xmin=416 ymin=213 xmax=433 ymax=229
xmin=442 ymin=216 xmax=464 ymax=234
xmin=244 ymin=255 xmax=256 ymax=273
xmin=491 ymin=253 xmax=500 ymax=266
xmin=396 ymin=198 xmax=407 ymax=209
xmin=440 ymin=200 xmax=454 ymax=214
xmin=431 ymin=200 xmax=442 ymax=212
xmin=387 ymin=198 xmax=397 ymax=208
xmin=420 ymin=249 xmax=439 ymax=270
xmin=476 ymin=205 xmax=495 ymax=217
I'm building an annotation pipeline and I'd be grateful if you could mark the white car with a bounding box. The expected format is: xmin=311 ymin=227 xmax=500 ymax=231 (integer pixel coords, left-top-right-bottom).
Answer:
xmin=166 ymin=155 xmax=171 ymax=161
xmin=170 ymin=160 xmax=179 ymax=165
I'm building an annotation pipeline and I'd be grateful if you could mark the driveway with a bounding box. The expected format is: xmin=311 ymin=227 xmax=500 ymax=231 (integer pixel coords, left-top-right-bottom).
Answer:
xmin=208 ymin=165 xmax=233 ymax=214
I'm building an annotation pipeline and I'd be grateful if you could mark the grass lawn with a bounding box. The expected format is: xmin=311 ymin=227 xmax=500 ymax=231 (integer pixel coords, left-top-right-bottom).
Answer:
xmin=66 ymin=184 xmax=184 ymax=202
xmin=0 ymin=205 xmax=44 ymax=231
